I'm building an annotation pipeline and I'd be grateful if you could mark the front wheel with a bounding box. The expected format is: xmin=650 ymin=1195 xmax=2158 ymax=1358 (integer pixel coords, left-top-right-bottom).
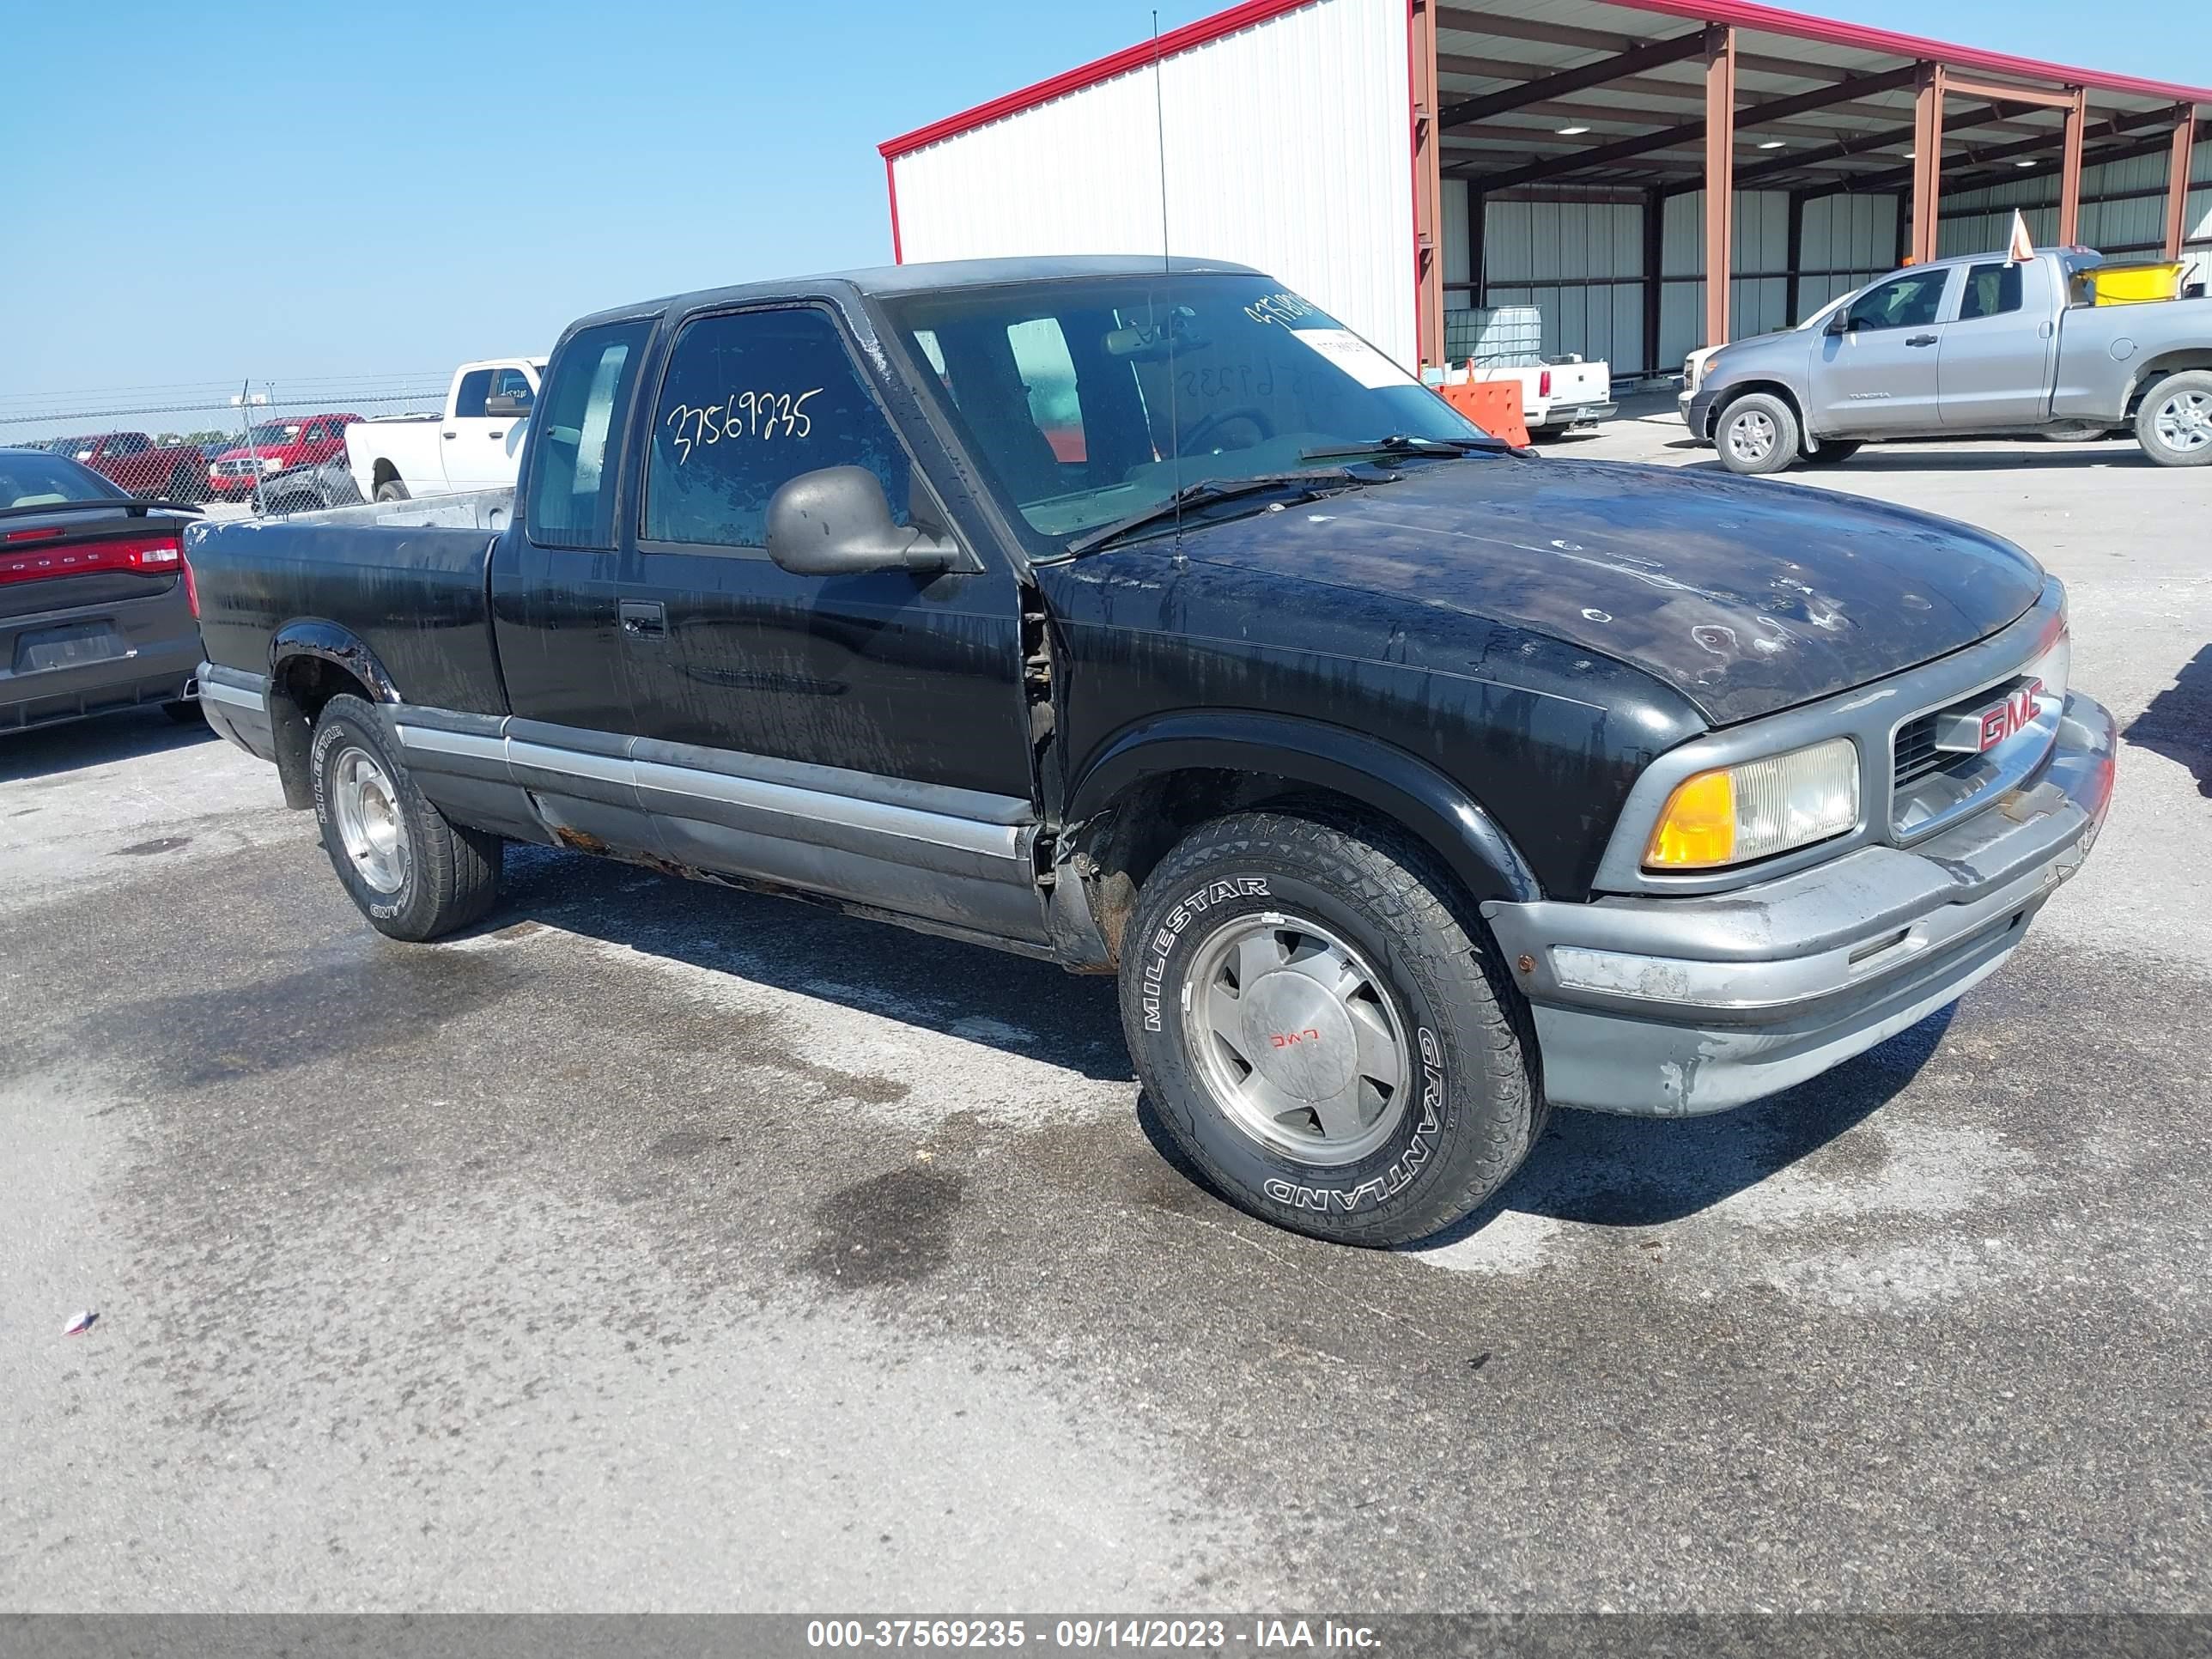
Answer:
xmin=1714 ymin=392 xmax=1801 ymax=476
xmin=311 ymin=694 xmax=501 ymax=940
xmin=374 ymin=477 xmax=410 ymax=502
xmin=1119 ymin=810 xmax=1544 ymax=1247
xmin=2136 ymin=371 xmax=2212 ymax=467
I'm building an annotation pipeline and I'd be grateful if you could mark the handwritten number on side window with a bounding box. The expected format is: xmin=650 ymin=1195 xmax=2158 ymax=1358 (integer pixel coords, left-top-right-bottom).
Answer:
xmin=665 ymin=388 xmax=824 ymax=463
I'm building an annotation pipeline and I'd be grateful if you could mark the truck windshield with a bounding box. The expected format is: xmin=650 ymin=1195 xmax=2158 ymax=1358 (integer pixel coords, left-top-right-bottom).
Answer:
xmin=248 ymin=423 xmax=302 ymax=447
xmin=882 ymin=275 xmax=1496 ymax=556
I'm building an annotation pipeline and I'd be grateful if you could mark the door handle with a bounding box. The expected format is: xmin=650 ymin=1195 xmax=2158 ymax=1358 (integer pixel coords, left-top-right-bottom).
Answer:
xmin=488 ymin=429 xmax=503 ymax=440
xmin=1905 ymin=334 xmax=1938 ymax=347
xmin=618 ymin=600 xmax=666 ymax=639
xmin=441 ymin=431 xmax=458 ymax=439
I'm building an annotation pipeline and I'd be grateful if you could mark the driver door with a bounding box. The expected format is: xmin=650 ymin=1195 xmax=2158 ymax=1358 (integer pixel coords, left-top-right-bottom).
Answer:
xmin=1814 ymin=266 xmax=1958 ymax=433
xmin=617 ymin=301 xmax=1044 ymax=942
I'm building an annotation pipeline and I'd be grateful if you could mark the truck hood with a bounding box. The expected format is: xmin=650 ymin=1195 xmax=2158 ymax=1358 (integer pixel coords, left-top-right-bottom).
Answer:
xmin=1174 ymin=456 xmax=2046 ymax=725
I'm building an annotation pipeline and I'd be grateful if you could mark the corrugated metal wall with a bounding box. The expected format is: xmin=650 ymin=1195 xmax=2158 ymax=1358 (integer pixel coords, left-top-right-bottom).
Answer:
xmin=888 ymin=0 xmax=1419 ymax=368
xmin=1441 ymin=184 xmax=1899 ymax=373
xmin=1942 ymin=136 xmax=2212 ymax=289
xmin=1482 ymin=191 xmax=1647 ymax=371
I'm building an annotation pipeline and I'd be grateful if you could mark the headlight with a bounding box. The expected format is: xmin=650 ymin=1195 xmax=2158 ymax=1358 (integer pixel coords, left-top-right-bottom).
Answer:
xmin=262 ymin=456 xmax=284 ymax=472
xmin=1644 ymin=738 xmax=1859 ymax=871
xmin=209 ymin=464 xmax=222 ymax=478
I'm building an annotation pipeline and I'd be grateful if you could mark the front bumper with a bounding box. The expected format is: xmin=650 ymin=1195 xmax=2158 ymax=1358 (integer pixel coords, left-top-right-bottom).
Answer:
xmin=1483 ymin=692 xmax=2116 ymax=1116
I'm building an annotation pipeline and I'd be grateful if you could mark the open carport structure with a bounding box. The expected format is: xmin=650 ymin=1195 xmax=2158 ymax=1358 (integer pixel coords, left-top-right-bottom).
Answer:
xmin=880 ymin=0 xmax=2212 ymax=379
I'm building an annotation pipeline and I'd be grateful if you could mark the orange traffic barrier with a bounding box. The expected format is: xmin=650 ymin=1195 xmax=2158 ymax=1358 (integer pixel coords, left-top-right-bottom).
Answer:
xmin=1435 ymin=378 xmax=1530 ymax=447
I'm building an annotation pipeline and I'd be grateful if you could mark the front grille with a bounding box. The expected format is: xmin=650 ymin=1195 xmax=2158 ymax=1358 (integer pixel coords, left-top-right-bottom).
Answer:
xmin=1892 ymin=712 xmax=1962 ymax=787
xmin=1890 ymin=670 xmax=2056 ymax=839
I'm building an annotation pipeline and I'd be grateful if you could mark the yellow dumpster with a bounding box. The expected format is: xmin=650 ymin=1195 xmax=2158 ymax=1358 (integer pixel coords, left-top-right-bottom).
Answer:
xmin=2089 ymin=262 xmax=2186 ymax=305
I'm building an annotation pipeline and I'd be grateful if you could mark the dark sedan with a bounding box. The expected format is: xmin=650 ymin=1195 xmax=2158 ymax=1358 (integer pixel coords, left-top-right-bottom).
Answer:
xmin=1 ymin=448 xmax=205 ymax=733
xmin=255 ymin=448 xmax=365 ymax=516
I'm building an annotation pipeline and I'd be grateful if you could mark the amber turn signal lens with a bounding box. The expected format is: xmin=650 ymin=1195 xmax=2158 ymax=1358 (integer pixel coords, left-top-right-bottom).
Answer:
xmin=1645 ymin=768 xmax=1736 ymax=869
xmin=1643 ymin=738 xmax=1859 ymax=872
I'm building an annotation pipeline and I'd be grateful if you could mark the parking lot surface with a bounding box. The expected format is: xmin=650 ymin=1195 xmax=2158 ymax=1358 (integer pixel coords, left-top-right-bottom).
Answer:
xmin=3 ymin=424 xmax=2208 ymax=1612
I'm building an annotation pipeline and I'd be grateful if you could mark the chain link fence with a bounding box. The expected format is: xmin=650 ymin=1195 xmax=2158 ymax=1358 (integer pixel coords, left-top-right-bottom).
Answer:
xmin=0 ymin=374 xmax=454 ymax=519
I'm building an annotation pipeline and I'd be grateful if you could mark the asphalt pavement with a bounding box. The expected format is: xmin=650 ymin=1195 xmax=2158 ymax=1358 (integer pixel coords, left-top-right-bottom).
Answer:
xmin=2 ymin=423 xmax=2207 ymax=1613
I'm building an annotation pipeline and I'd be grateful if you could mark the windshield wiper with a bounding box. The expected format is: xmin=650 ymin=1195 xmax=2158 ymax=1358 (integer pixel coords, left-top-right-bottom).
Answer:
xmin=1066 ymin=468 xmax=1379 ymax=556
xmin=1299 ymin=433 xmax=1504 ymax=462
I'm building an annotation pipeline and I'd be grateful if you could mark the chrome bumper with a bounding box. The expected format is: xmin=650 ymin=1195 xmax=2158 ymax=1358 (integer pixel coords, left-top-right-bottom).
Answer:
xmin=1483 ymin=693 xmax=2116 ymax=1115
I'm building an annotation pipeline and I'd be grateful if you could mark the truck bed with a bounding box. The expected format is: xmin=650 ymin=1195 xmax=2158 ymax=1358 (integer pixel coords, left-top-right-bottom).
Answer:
xmin=186 ymin=490 xmax=515 ymax=715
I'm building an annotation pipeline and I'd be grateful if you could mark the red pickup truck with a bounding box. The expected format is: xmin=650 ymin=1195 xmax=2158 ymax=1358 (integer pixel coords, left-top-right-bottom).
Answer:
xmin=57 ymin=432 xmax=213 ymax=502
xmin=205 ymin=413 xmax=362 ymax=502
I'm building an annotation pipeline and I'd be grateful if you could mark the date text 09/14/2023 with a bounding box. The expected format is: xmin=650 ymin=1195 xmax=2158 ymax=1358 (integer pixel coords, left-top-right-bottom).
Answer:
xmin=804 ymin=1619 xmax=1382 ymax=1650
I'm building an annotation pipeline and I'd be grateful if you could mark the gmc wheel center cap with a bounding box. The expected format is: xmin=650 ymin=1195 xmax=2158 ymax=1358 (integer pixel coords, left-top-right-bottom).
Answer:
xmin=1242 ymin=971 xmax=1357 ymax=1101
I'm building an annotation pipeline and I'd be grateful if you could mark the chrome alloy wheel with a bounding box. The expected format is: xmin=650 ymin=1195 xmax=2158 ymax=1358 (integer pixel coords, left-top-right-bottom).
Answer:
xmin=330 ymin=744 xmax=410 ymax=895
xmin=1180 ymin=911 xmax=1413 ymax=1166
xmin=2153 ymin=388 xmax=2212 ymax=453
xmin=1724 ymin=407 xmax=1778 ymax=465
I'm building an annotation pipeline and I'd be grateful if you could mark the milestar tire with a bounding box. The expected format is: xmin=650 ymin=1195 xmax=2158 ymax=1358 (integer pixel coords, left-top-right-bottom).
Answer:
xmin=1119 ymin=809 xmax=1544 ymax=1248
xmin=310 ymin=694 xmax=501 ymax=941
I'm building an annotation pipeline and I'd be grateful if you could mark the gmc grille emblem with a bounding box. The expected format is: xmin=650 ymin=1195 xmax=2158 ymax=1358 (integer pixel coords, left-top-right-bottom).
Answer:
xmin=1932 ymin=678 xmax=2044 ymax=757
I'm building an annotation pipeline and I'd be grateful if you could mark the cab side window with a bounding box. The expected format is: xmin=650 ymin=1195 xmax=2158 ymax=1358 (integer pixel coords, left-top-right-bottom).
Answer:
xmin=527 ymin=320 xmax=650 ymax=550
xmin=489 ymin=367 xmax=536 ymax=410
xmin=643 ymin=307 xmax=911 ymax=551
xmin=1844 ymin=270 xmax=1950 ymax=332
xmin=453 ymin=370 xmax=493 ymax=419
xmin=1957 ymin=262 xmax=2024 ymax=322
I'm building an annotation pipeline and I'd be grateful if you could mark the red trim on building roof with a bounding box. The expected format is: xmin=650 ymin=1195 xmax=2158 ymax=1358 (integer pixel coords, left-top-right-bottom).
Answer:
xmin=878 ymin=0 xmax=1318 ymax=160
xmin=884 ymin=153 xmax=905 ymax=264
xmin=879 ymin=0 xmax=2209 ymax=166
xmin=1608 ymin=0 xmax=2212 ymax=106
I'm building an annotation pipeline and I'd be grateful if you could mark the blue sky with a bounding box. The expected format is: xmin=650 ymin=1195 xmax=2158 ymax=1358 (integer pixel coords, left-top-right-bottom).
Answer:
xmin=3 ymin=0 xmax=2203 ymax=405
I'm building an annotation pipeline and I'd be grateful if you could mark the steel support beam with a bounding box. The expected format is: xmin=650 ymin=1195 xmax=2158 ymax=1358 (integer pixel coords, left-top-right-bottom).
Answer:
xmin=1462 ymin=63 xmax=1919 ymax=193
xmin=1412 ymin=0 xmax=1446 ymax=368
xmin=1844 ymin=106 xmax=2172 ymax=195
xmin=1439 ymin=31 xmax=1705 ymax=130
xmin=1643 ymin=187 xmax=1665 ymax=375
xmin=1656 ymin=97 xmax=2015 ymax=198
xmin=1705 ymin=26 xmax=1736 ymax=349
xmin=1785 ymin=191 xmax=1807 ymax=323
xmin=2165 ymin=106 xmax=2199 ymax=259
xmin=1911 ymin=64 xmax=1948 ymax=264
xmin=2057 ymin=88 xmax=2087 ymax=246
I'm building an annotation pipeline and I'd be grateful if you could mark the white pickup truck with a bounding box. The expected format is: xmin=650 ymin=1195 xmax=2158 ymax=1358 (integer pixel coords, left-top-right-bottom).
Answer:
xmin=1465 ymin=356 xmax=1615 ymax=436
xmin=345 ymin=357 xmax=546 ymax=501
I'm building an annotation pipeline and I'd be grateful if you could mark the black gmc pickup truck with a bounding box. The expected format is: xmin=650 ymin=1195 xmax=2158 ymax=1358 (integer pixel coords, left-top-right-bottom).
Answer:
xmin=186 ymin=256 xmax=2115 ymax=1247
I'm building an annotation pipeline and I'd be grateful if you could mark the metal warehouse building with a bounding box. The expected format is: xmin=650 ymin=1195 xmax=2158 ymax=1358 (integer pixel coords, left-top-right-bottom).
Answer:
xmin=879 ymin=0 xmax=2212 ymax=379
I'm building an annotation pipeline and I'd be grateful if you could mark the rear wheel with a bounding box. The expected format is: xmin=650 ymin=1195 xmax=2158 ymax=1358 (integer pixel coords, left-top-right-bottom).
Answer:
xmin=374 ymin=477 xmax=410 ymax=502
xmin=1715 ymin=392 xmax=1801 ymax=475
xmin=1119 ymin=809 xmax=1544 ymax=1248
xmin=1803 ymin=440 xmax=1862 ymax=466
xmin=2136 ymin=371 xmax=2212 ymax=467
xmin=310 ymin=694 xmax=501 ymax=940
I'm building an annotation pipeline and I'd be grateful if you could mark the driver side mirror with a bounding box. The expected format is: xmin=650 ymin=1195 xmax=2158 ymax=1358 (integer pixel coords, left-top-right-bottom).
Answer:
xmin=765 ymin=465 xmax=957 ymax=577
xmin=1825 ymin=310 xmax=1852 ymax=337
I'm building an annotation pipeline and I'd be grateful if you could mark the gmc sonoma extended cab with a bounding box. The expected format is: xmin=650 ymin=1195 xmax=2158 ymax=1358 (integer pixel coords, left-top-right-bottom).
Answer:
xmin=1690 ymin=246 xmax=2212 ymax=474
xmin=185 ymin=256 xmax=2115 ymax=1247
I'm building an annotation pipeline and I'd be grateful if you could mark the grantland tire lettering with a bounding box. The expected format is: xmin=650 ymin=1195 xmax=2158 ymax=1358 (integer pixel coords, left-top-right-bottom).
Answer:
xmin=311 ymin=717 xmax=403 ymax=923
xmin=1264 ymin=1027 xmax=1446 ymax=1213
xmin=1139 ymin=876 xmax=1269 ymax=1032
